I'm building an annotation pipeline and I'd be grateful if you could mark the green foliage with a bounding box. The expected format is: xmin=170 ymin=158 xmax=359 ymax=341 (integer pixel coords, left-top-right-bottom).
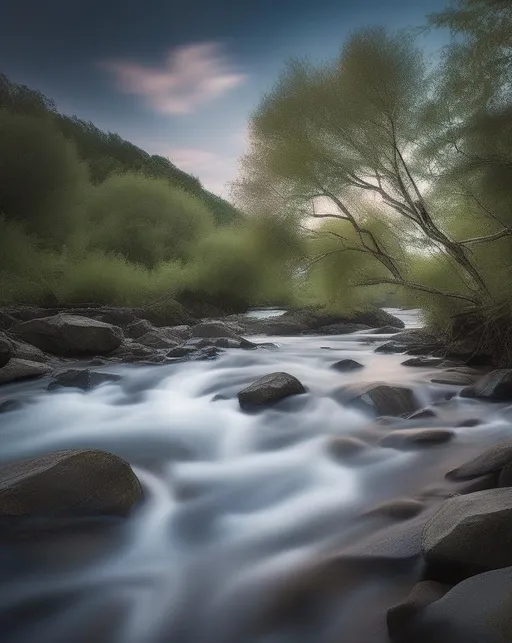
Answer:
xmin=85 ymin=174 xmax=214 ymax=268
xmin=0 ymin=110 xmax=87 ymax=244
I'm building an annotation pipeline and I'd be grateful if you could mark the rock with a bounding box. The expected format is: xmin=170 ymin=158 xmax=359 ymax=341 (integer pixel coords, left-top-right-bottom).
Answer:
xmin=0 ymin=449 xmax=142 ymax=518
xmin=329 ymin=359 xmax=364 ymax=372
xmin=8 ymin=337 xmax=50 ymax=363
xmin=246 ymin=319 xmax=309 ymax=336
xmin=0 ymin=358 xmax=51 ymax=385
xmin=375 ymin=329 xmax=441 ymax=355
xmin=167 ymin=344 xmax=221 ymax=362
xmin=191 ymin=321 xmax=241 ymax=339
xmin=326 ymin=436 xmax=367 ymax=460
xmin=333 ymin=383 xmax=419 ymax=417
xmin=380 ymin=428 xmax=455 ymax=449
xmin=397 ymin=567 xmax=512 ymax=643
xmin=371 ymin=325 xmax=403 ymax=334
xmin=456 ymin=418 xmax=483 ymax=427
xmin=48 ymin=369 xmax=121 ymax=391
xmin=136 ymin=330 xmax=180 ymax=349
xmin=306 ymin=323 xmax=371 ymax=335
xmin=0 ymin=311 xmax=15 ymax=331
xmin=0 ymin=336 xmax=12 ymax=367
xmin=401 ymin=357 xmax=443 ymax=367
xmin=387 ymin=580 xmax=451 ymax=641
xmin=422 ymin=488 xmax=512 ymax=573
xmin=365 ymin=498 xmax=425 ymax=521
xmin=211 ymin=394 xmax=230 ymax=402
xmin=14 ymin=314 xmax=123 ymax=357
xmin=124 ymin=319 xmax=155 ymax=339
xmin=407 ymin=408 xmax=437 ymax=420
xmin=238 ymin=372 xmax=306 ymax=409
xmin=444 ymin=339 xmax=493 ymax=366
xmin=0 ymin=399 xmax=23 ymax=413
xmin=498 ymin=462 xmax=512 ymax=487
xmin=460 ymin=369 xmax=512 ymax=401
xmin=446 ymin=440 xmax=512 ymax=481
xmin=165 ymin=325 xmax=191 ymax=341
xmin=431 ymin=367 xmax=480 ymax=386
xmin=278 ymin=307 xmax=405 ymax=330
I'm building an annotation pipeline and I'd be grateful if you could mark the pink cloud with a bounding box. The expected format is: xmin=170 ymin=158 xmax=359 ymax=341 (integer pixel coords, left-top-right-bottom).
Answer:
xmin=101 ymin=43 xmax=246 ymax=114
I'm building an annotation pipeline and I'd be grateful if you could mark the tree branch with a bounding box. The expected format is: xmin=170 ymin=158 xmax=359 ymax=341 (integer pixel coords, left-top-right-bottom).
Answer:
xmin=355 ymin=278 xmax=480 ymax=305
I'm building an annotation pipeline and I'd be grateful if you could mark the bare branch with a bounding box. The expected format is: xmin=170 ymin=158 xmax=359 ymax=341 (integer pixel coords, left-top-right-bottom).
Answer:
xmin=460 ymin=227 xmax=512 ymax=245
xmin=356 ymin=278 xmax=480 ymax=305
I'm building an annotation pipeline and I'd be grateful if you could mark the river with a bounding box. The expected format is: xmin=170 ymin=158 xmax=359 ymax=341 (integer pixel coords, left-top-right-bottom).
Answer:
xmin=1 ymin=308 xmax=511 ymax=643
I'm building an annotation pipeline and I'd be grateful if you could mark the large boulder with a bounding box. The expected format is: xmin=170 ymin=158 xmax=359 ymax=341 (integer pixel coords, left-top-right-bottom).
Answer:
xmin=446 ymin=440 xmax=512 ymax=481
xmin=0 ymin=449 xmax=142 ymax=518
xmin=375 ymin=329 xmax=441 ymax=355
xmin=136 ymin=330 xmax=180 ymax=349
xmin=238 ymin=372 xmax=306 ymax=409
xmin=333 ymin=383 xmax=419 ymax=417
xmin=48 ymin=369 xmax=121 ymax=391
xmin=395 ymin=567 xmax=512 ymax=643
xmin=280 ymin=307 xmax=405 ymax=330
xmin=13 ymin=314 xmax=124 ymax=357
xmin=124 ymin=318 xmax=155 ymax=339
xmin=0 ymin=358 xmax=51 ymax=385
xmin=422 ymin=488 xmax=512 ymax=573
xmin=460 ymin=369 xmax=512 ymax=401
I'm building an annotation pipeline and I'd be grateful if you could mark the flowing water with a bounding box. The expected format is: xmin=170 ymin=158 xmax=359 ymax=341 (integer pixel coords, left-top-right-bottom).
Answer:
xmin=1 ymin=309 xmax=511 ymax=643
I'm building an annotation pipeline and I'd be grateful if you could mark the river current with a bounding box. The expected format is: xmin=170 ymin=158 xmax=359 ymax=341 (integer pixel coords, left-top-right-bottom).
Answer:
xmin=1 ymin=308 xmax=511 ymax=643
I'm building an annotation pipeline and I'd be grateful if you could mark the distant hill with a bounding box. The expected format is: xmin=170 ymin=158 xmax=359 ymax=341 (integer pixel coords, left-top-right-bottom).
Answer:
xmin=0 ymin=73 xmax=241 ymax=226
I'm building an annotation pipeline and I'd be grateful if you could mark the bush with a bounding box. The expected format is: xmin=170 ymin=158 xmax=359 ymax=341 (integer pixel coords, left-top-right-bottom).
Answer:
xmin=85 ymin=174 xmax=214 ymax=268
xmin=0 ymin=110 xmax=87 ymax=244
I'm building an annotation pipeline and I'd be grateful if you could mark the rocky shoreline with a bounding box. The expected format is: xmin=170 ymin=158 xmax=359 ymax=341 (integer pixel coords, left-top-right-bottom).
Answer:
xmin=2 ymin=305 xmax=512 ymax=641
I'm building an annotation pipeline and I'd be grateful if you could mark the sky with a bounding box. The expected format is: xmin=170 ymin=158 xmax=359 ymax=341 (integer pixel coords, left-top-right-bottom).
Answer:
xmin=0 ymin=0 xmax=447 ymax=198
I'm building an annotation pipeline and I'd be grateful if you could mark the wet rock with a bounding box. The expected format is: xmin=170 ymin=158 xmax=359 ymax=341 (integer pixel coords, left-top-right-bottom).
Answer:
xmin=431 ymin=367 xmax=481 ymax=386
xmin=7 ymin=336 xmax=49 ymax=363
xmin=136 ymin=330 xmax=180 ymax=350
xmin=0 ymin=449 xmax=142 ymax=518
xmin=406 ymin=408 xmax=437 ymax=420
xmin=0 ymin=399 xmax=23 ymax=413
xmin=246 ymin=319 xmax=309 ymax=336
xmin=456 ymin=418 xmax=483 ymax=427
xmin=329 ymin=359 xmax=364 ymax=372
xmin=446 ymin=440 xmax=512 ymax=481
xmin=48 ymin=369 xmax=121 ymax=391
xmin=334 ymin=383 xmax=419 ymax=417
xmin=371 ymin=325 xmax=403 ymax=334
xmin=0 ymin=337 xmax=12 ymax=368
xmin=165 ymin=325 xmax=192 ymax=341
xmin=238 ymin=372 xmax=306 ymax=409
xmin=397 ymin=567 xmax=512 ymax=643
xmin=326 ymin=436 xmax=367 ymax=460
xmin=457 ymin=473 xmax=499 ymax=495
xmin=460 ymin=368 xmax=512 ymax=401
xmin=401 ymin=357 xmax=443 ymax=367
xmin=0 ymin=311 xmax=15 ymax=331
xmin=380 ymin=428 xmax=455 ymax=449
xmin=13 ymin=314 xmax=123 ymax=357
xmin=0 ymin=358 xmax=51 ymax=385
xmin=422 ymin=488 xmax=512 ymax=573
xmin=375 ymin=329 xmax=441 ymax=355
xmin=364 ymin=498 xmax=425 ymax=521
xmin=191 ymin=321 xmax=241 ymax=339
xmin=444 ymin=339 xmax=493 ymax=366
xmin=124 ymin=319 xmax=154 ymax=339
xmin=211 ymin=394 xmax=230 ymax=402
xmin=498 ymin=462 xmax=512 ymax=487
xmin=305 ymin=323 xmax=371 ymax=335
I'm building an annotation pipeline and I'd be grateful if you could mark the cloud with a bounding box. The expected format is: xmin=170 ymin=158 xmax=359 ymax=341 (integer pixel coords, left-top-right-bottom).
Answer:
xmin=167 ymin=147 xmax=235 ymax=196
xmin=101 ymin=42 xmax=246 ymax=114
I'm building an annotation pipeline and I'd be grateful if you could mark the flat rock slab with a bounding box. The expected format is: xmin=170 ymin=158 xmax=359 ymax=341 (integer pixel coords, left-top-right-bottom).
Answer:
xmin=48 ymin=369 xmax=121 ymax=391
xmin=380 ymin=428 xmax=455 ymax=449
xmin=238 ymin=372 xmax=306 ymax=409
xmin=446 ymin=440 xmax=512 ymax=481
xmin=422 ymin=488 xmax=512 ymax=573
xmin=461 ymin=369 xmax=512 ymax=401
xmin=14 ymin=314 xmax=123 ymax=357
xmin=0 ymin=449 xmax=142 ymax=518
xmin=0 ymin=358 xmax=51 ymax=385
xmin=402 ymin=357 xmax=443 ymax=367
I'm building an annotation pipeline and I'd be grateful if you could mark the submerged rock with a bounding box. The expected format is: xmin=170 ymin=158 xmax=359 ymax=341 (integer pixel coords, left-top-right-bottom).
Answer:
xmin=333 ymin=383 xmax=419 ymax=417
xmin=0 ymin=449 xmax=142 ymax=519
xmin=329 ymin=359 xmax=364 ymax=372
xmin=422 ymin=488 xmax=512 ymax=573
xmin=0 ymin=358 xmax=51 ymax=385
xmin=326 ymin=436 xmax=367 ymax=460
xmin=238 ymin=372 xmax=306 ymax=409
xmin=446 ymin=440 xmax=512 ymax=481
xmin=48 ymin=369 xmax=121 ymax=391
xmin=401 ymin=357 xmax=443 ymax=367
xmin=460 ymin=368 xmax=512 ymax=401
xmin=13 ymin=314 xmax=123 ymax=357
xmin=364 ymin=498 xmax=425 ymax=521
xmin=407 ymin=408 xmax=437 ymax=420
xmin=380 ymin=428 xmax=455 ymax=449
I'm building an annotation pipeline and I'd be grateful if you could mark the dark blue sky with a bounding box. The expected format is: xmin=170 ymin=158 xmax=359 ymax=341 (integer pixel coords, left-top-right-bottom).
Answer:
xmin=0 ymin=0 xmax=446 ymax=196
